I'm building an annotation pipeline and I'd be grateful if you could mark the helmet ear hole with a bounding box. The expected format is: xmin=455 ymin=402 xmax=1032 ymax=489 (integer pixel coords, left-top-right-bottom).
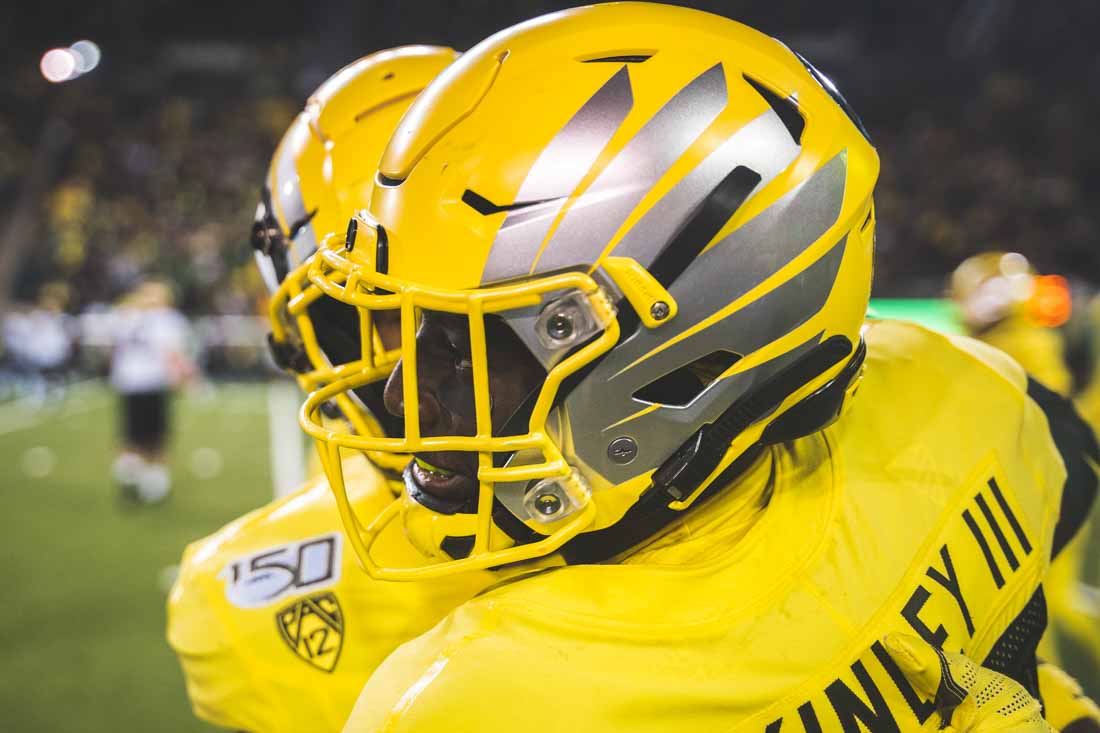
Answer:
xmin=633 ymin=350 xmax=742 ymax=408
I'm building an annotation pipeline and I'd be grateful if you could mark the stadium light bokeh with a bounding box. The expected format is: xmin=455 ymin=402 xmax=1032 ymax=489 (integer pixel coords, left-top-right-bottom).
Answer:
xmin=71 ymin=40 xmax=102 ymax=73
xmin=40 ymin=48 xmax=79 ymax=83
xmin=40 ymin=40 xmax=101 ymax=83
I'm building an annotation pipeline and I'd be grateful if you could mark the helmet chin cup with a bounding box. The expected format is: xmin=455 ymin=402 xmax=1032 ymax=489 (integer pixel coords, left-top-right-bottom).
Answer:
xmin=347 ymin=483 xmax=599 ymax=581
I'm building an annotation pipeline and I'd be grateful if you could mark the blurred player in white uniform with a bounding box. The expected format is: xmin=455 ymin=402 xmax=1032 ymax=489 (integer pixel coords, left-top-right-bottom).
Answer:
xmin=2 ymin=283 xmax=75 ymax=404
xmin=110 ymin=278 xmax=196 ymax=504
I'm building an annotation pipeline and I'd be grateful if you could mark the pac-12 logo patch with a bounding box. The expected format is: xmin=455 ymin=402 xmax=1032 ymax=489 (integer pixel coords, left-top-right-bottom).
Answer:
xmin=276 ymin=592 xmax=344 ymax=673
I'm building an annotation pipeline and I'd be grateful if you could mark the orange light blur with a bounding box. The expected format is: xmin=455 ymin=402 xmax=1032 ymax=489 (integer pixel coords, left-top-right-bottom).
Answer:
xmin=1028 ymin=274 xmax=1072 ymax=328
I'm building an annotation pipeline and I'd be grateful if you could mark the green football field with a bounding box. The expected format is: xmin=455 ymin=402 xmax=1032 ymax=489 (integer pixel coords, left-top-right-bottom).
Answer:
xmin=0 ymin=307 xmax=952 ymax=733
xmin=2 ymin=301 xmax=1098 ymax=731
xmin=0 ymin=381 xmax=276 ymax=733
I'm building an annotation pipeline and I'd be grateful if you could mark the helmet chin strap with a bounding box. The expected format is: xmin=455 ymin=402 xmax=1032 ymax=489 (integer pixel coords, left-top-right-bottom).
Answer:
xmin=559 ymin=336 xmax=864 ymax=565
xmin=560 ymin=442 xmax=768 ymax=565
xmin=470 ymin=336 xmax=862 ymax=568
xmin=761 ymin=337 xmax=866 ymax=444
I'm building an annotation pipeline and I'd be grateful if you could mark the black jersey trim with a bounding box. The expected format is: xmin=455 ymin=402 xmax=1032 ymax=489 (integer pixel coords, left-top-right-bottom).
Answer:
xmin=1026 ymin=377 xmax=1099 ymax=557
xmin=982 ymin=586 xmax=1047 ymax=701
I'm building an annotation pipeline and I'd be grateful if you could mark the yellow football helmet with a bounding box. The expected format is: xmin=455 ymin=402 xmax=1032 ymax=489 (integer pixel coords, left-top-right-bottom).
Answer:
xmin=299 ymin=2 xmax=879 ymax=579
xmin=252 ymin=45 xmax=458 ymax=470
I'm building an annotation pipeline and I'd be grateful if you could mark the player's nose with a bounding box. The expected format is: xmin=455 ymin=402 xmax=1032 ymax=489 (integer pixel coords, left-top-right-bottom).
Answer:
xmin=383 ymin=361 xmax=443 ymax=429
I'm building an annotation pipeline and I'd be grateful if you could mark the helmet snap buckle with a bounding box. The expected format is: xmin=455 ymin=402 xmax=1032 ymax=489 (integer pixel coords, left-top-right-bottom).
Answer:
xmin=534 ymin=290 xmax=608 ymax=352
xmin=522 ymin=471 xmax=591 ymax=524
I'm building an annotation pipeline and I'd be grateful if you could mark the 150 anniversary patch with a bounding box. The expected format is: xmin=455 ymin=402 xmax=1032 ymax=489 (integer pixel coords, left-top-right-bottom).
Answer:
xmin=219 ymin=533 xmax=342 ymax=608
xmin=276 ymin=591 xmax=344 ymax=673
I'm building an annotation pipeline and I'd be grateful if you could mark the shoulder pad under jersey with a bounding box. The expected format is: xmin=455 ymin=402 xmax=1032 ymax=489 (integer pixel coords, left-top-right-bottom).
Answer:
xmin=167 ymin=455 xmax=493 ymax=733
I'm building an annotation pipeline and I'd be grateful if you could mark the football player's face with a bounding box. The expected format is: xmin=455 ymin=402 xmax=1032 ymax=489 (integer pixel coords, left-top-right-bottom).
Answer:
xmin=373 ymin=310 xmax=401 ymax=351
xmin=382 ymin=310 xmax=545 ymax=502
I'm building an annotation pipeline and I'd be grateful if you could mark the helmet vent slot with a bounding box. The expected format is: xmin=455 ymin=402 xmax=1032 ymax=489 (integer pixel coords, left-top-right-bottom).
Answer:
xmin=440 ymin=535 xmax=475 ymax=560
xmin=581 ymin=54 xmax=652 ymax=64
xmin=576 ymin=49 xmax=655 ymax=64
xmin=742 ymin=73 xmax=805 ymax=144
xmin=793 ymin=51 xmax=871 ymax=142
xmin=648 ymin=165 xmax=761 ymax=288
xmin=633 ymin=350 xmax=742 ymax=408
xmin=461 ymin=188 xmax=562 ymax=216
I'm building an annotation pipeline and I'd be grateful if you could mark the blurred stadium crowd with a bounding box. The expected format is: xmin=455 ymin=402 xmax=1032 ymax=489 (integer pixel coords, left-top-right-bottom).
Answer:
xmin=874 ymin=70 xmax=1100 ymax=296
xmin=1 ymin=54 xmax=293 ymax=315
xmin=0 ymin=45 xmax=300 ymax=383
xmin=3 ymin=2 xmax=1099 ymax=325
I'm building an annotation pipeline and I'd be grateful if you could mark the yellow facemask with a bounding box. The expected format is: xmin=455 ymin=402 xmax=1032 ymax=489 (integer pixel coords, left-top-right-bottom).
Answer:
xmin=253 ymin=45 xmax=459 ymax=476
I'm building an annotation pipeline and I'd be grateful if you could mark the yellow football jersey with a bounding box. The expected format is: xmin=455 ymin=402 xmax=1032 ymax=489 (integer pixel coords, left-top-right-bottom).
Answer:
xmin=167 ymin=454 xmax=494 ymax=733
xmin=343 ymin=320 xmax=1067 ymax=733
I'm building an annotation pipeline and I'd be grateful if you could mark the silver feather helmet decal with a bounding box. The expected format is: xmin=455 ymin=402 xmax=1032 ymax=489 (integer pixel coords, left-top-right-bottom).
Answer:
xmin=475 ymin=62 xmax=851 ymax=508
xmin=495 ymin=153 xmax=850 ymax=510
xmin=531 ymin=63 xmax=729 ymax=276
xmin=479 ymin=66 xmax=634 ymax=284
xmin=497 ymin=72 xmax=809 ymax=377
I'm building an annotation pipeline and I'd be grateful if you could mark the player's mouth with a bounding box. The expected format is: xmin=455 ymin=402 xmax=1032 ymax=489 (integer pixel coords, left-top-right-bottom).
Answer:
xmin=408 ymin=452 xmax=479 ymax=501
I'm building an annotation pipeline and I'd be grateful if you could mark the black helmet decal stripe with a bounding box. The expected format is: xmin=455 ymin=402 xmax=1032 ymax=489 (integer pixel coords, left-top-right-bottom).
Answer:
xmin=675 ymin=152 xmax=847 ymax=311
xmin=608 ymin=94 xmax=802 ymax=274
